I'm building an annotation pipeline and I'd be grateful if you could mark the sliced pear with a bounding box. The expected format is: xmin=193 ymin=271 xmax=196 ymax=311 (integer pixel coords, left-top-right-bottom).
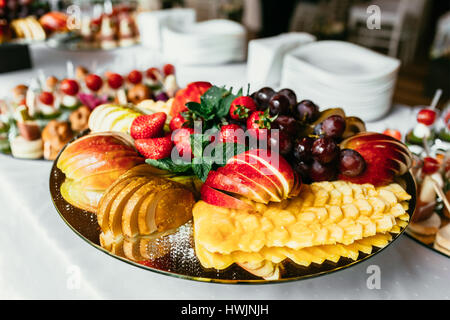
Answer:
xmin=123 ymin=238 xmax=145 ymax=261
xmin=108 ymin=177 xmax=150 ymax=237
xmin=121 ymin=179 xmax=163 ymax=238
xmin=138 ymin=193 xmax=157 ymax=235
xmin=153 ymin=188 xmax=195 ymax=233
xmin=137 ymin=183 xmax=193 ymax=235
xmin=97 ymin=178 xmax=133 ymax=231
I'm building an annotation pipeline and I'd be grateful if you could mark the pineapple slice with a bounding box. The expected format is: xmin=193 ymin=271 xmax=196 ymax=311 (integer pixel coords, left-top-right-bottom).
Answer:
xmin=194 ymin=182 xmax=410 ymax=254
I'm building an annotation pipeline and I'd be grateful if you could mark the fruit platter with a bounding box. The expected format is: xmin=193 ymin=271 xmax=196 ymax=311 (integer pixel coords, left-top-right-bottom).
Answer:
xmin=383 ymin=99 xmax=450 ymax=257
xmin=0 ymin=63 xmax=177 ymax=160
xmin=50 ymin=82 xmax=417 ymax=282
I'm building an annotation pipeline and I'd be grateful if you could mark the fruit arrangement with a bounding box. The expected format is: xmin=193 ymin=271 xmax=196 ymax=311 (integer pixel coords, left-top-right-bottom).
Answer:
xmin=76 ymin=2 xmax=139 ymax=50
xmin=0 ymin=63 xmax=177 ymax=160
xmin=0 ymin=1 xmax=139 ymax=49
xmin=382 ymin=98 xmax=450 ymax=256
xmin=54 ymin=82 xmax=415 ymax=280
xmin=0 ymin=0 xmax=50 ymax=43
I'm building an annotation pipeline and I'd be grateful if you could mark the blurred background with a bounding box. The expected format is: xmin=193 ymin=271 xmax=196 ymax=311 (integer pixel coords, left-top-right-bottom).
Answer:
xmin=138 ymin=0 xmax=450 ymax=107
xmin=0 ymin=0 xmax=449 ymax=107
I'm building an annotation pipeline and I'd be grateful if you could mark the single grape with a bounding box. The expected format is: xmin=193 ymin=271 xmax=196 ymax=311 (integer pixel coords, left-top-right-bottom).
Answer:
xmin=309 ymin=160 xmax=337 ymax=182
xmin=338 ymin=149 xmax=366 ymax=177
xmin=294 ymin=100 xmax=319 ymax=122
xmin=293 ymin=137 xmax=314 ymax=162
xmin=273 ymin=115 xmax=298 ymax=135
xmin=277 ymin=88 xmax=297 ymax=107
xmin=255 ymin=87 xmax=275 ymax=110
xmin=322 ymin=115 xmax=346 ymax=139
xmin=293 ymin=161 xmax=311 ymax=183
xmin=311 ymin=137 xmax=339 ymax=164
xmin=269 ymin=94 xmax=291 ymax=116
xmin=269 ymin=131 xmax=293 ymax=156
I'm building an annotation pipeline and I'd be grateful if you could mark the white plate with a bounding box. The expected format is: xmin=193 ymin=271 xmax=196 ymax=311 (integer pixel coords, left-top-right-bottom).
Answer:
xmin=282 ymin=41 xmax=400 ymax=85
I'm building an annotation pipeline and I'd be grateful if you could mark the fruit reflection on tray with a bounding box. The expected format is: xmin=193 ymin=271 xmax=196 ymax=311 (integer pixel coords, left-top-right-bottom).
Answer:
xmin=50 ymin=81 xmax=417 ymax=281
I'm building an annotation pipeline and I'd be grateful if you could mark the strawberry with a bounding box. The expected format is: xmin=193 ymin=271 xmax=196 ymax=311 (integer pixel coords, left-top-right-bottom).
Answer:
xmin=169 ymin=113 xmax=186 ymax=131
xmin=170 ymin=81 xmax=212 ymax=117
xmin=246 ymin=110 xmax=276 ymax=140
xmin=229 ymin=96 xmax=257 ymax=121
xmin=135 ymin=135 xmax=173 ymax=159
xmin=219 ymin=124 xmax=245 ymax=144
xmin=173 ymin=127 xmax=194 ymax=157
xmin=130 ymin=112 xmax=167 ymax=140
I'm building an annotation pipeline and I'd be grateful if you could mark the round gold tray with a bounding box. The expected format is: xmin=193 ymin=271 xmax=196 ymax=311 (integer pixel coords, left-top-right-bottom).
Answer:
xmin=49 ymin=150 xmax=417 ymax=284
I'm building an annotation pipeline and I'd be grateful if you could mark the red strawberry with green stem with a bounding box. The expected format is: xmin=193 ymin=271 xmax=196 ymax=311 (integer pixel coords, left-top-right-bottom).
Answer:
xmin=246 ymin=110 xmax=277 ymax=140
xmin=135 ymin=135 xmax=173 ymax=159
xmin=130 ymin=112 xmax=167 ymax=140
xmin=229 ymin=96 xmax=258 ymax=121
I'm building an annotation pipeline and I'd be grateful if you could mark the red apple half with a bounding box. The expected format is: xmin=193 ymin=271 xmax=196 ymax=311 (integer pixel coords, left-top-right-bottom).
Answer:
xmin=339 ymin=132 xmax=413 ymax=186
xmin=201 ymin=149 xmax=296 ymax=209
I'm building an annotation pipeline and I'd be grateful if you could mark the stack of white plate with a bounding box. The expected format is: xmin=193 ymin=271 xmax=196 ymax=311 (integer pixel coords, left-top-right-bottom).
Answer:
xmin=137 ymin=8 xmax=196 ymax=50
xmin=280 ymin=41 xmax=401 ymax=121
xmin=161 ymin=19 xmax=247 ymax=66
xmin=247 ymin=32 xmax=316 ymax=89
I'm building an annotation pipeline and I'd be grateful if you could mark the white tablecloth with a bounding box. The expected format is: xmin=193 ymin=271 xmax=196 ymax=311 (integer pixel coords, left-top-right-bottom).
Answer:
xmin=0 ymin=44 xmax=448 ymax=300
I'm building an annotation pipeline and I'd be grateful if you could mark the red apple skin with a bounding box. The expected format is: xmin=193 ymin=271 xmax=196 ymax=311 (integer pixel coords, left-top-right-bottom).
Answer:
xmin=58 ymin=133 xmax=144 ymax=191
xmin=61 ymin=150 xmax=139 ymax=174
xmin=200 ymin=184 xmax=253 ymax=210
xmin=246 ymin=149 xmax=295 ymax=196
xmin=339 ymin=132 xmax=412 ymax=186
xmin=228 ymin=149 xmax=294 ymax=198
xmin=205 ymin=170 xmax=270 ymax=203
xmin=217 ymin=166 xmax=273 ymax=202
xmin=61 ymin=135 xmax=129 ymax=158
xmin=59 ymin=146 xmax=137 ymax=171
xmin=221 ymin=163 xmax=282 ymax=201
xmin=67 ymin=156 xmax=144 ymax=181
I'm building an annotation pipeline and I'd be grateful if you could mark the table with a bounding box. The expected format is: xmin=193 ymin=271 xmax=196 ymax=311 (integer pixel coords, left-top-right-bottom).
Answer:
xmin=0 ymin=44 xmax=448 ymax=300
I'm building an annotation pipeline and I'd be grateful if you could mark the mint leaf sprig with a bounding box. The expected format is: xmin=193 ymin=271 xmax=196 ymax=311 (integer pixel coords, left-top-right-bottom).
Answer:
xmin=145 ymin=85 xmax=247 ymax=182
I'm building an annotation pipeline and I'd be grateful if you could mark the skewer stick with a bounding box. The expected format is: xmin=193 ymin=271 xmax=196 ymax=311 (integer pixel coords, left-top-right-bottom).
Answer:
xmin=431 ymin=178 xmax=450 ymax=213
xmin=430 ymin=89 xmax=442 ymax=110
xmin=422 ymin=136 xmax=431 ymax=156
